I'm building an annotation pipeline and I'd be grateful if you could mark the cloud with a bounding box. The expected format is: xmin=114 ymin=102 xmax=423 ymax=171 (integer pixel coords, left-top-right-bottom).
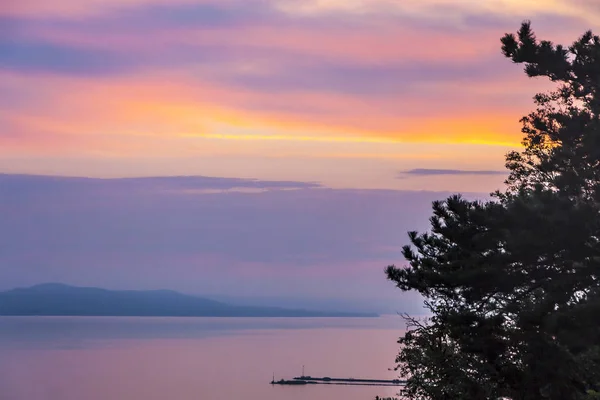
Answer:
xmin=275 ymin=0 xmax=599 ymax=27
xmin=0 ymin=0 xmax=253 ymax=18
xmin=0 ymin=40 xmax=140 ymax=75
xmin=0 ymin=0 xmax=571 ymax=147
xmin=214 ymin=55 xmax=518 ymax=98
xmin=400 ymin=168 xmax=507 ymax=176
xmin=0 ymin=174 xmax=321 ymax=194
xmin=4 ymin=0 xmax=586 ymax=80
xmin=0 ymin=9 xmax=507 ymax=80
xmin=2 ymin=0 xmax=596 ymax=27
xmin=0 ymin=0 xmax=593 ymax=190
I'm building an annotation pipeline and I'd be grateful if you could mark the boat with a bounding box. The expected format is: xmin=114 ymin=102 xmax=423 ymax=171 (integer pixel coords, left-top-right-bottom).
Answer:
xmin=271 ymin=379 xmax=308 ymax=385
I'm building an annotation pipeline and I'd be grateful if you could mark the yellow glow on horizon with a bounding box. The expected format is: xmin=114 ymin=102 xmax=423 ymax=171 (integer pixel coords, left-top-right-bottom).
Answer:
xmin=182 ymin=131 xmax=520 ymax=147
xmin=1 ymin=69 xmax=526 ymax=155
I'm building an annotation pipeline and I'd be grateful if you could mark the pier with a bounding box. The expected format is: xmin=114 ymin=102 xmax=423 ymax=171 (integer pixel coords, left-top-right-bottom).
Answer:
xmin=271 ymin=375 xmax=405 ymax=387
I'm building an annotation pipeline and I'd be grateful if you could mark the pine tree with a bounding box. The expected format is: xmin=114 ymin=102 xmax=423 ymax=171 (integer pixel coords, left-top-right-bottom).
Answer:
xmin=386 ymin=22 xmax=600 ymax=400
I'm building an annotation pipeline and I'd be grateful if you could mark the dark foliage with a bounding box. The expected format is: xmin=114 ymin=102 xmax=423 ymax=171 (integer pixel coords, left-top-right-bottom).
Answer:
xmin=386 ymin=22 xmax=600 ymax=400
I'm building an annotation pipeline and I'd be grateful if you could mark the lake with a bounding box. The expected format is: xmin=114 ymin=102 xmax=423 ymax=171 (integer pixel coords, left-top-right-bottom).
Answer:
xmin=0 ymin=316 xmax=405 ymax=400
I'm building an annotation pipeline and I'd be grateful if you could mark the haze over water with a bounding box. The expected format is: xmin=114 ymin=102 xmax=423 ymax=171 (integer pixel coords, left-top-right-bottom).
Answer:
xmin=0 ymin=316 xmax=404 ymax=400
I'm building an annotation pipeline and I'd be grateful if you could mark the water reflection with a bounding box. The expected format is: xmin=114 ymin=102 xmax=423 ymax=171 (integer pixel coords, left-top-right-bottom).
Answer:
xmin=0 ymin=316 xmax=404 ymax=400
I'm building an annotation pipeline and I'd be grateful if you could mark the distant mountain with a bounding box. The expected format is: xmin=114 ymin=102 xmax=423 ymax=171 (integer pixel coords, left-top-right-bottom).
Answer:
xmin=0 ymin=284 xmax=378 ymax=317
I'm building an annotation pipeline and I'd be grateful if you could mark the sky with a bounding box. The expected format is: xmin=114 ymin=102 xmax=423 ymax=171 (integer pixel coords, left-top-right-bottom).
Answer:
xmin=1 ymin=0 xmax=598 ymax=312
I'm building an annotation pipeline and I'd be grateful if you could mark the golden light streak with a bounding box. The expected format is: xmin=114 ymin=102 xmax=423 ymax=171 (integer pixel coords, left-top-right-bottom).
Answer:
xmin=183 ymin=132 xmax=520 ymax=147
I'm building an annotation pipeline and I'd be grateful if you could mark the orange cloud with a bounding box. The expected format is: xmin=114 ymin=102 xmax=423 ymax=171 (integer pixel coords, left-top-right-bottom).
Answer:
xmin=0 ymin=67 xmax=528 ymax=162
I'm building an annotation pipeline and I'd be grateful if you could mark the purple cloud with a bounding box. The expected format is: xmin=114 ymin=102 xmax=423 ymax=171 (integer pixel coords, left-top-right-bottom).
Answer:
xmin=0 ymin=174 xmax=320 ymax=192
xmin=0 ymin=40 xmax=139 ymax=75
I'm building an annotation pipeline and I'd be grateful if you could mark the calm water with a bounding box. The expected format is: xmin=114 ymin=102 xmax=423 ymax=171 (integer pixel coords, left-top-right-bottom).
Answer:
xmin=0 ymin=316 xmax=405 ymax=400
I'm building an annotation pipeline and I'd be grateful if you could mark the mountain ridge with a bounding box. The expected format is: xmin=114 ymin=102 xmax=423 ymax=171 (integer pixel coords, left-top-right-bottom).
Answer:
xmin=0 ymin=283 xmax=378 ymax=318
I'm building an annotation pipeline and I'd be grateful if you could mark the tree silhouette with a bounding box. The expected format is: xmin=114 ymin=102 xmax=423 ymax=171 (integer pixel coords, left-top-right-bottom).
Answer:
xmin=386 ymin=22 xmax=600 ymax=400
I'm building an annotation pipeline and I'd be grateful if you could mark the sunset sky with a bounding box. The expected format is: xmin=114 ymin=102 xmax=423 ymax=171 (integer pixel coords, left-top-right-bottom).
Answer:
xmin=1 ymin=1 xmax=598 ymax=311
